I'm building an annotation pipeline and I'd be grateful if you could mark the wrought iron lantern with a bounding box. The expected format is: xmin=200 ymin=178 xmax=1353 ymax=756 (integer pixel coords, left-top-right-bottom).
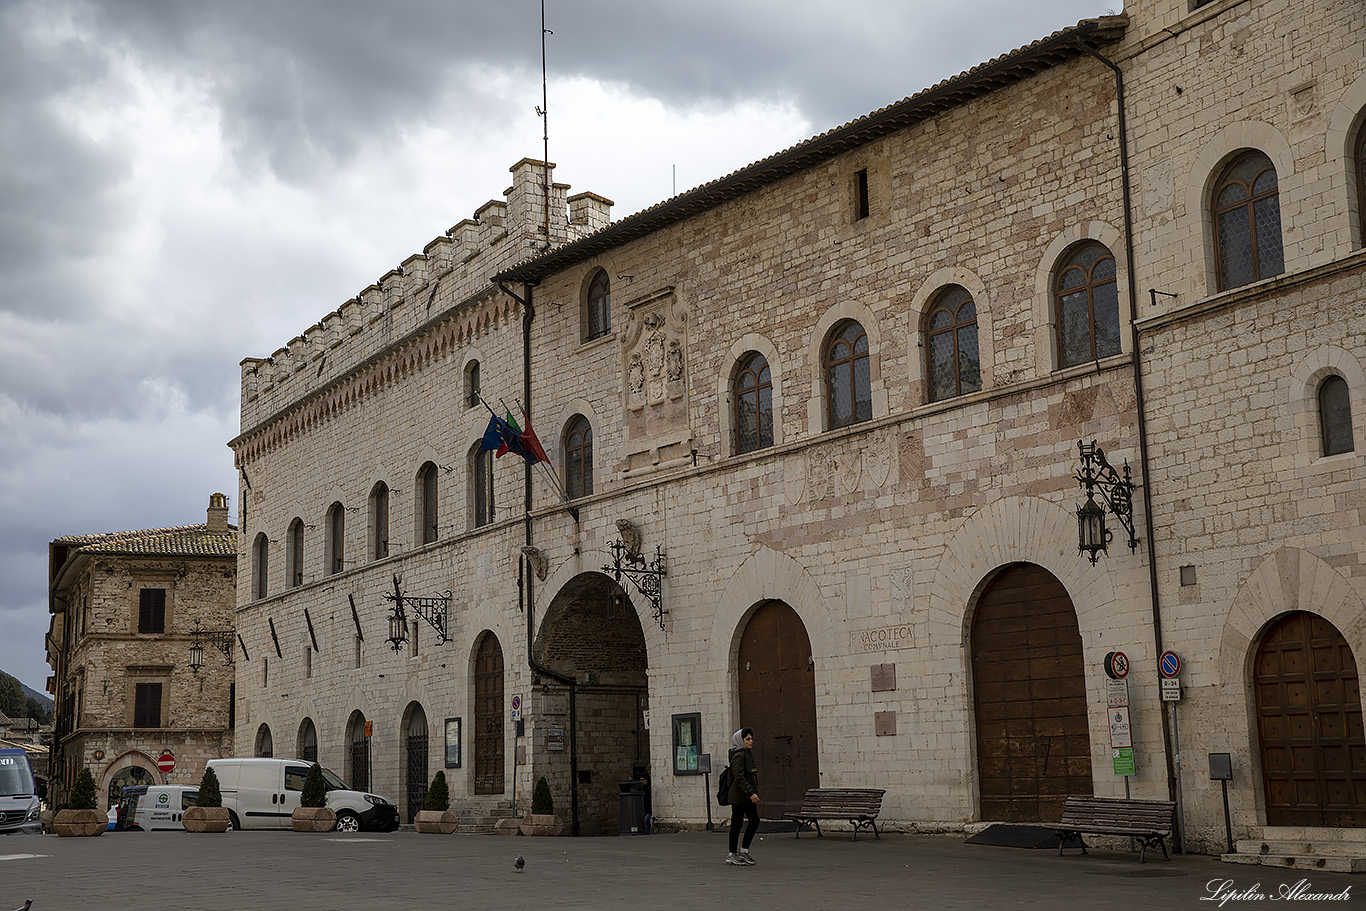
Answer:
xmin=386 ymin=605 xmax=409 ymax=652
xmin=186 ymin=619 xmax=235 ymax=674
xmin=1074 ymin=440 xmax=1138 ymax=565
xmin=383 ymin=574 xmax=449 ymax=652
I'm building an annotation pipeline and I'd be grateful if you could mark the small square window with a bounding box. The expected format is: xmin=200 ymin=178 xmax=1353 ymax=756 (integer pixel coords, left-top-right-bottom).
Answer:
xmin=138 ymin=589 xmax=166 ymax=634
xmin=1179 ymin=565 xmax=1198 ymax=586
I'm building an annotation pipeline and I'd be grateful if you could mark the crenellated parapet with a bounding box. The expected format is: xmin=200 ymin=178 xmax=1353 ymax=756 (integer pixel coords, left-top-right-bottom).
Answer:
xmin=234 ymin=158 xmax=613 ymax=445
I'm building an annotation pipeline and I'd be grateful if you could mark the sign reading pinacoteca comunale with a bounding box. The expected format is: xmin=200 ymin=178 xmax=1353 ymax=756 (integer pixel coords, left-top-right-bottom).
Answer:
xmin=850 ymin=625 xmax=913 ymax=653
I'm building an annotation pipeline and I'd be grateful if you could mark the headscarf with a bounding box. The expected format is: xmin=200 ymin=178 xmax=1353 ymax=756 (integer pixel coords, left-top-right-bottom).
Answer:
xmin=731 ymin=728 xmax=752 ymax=749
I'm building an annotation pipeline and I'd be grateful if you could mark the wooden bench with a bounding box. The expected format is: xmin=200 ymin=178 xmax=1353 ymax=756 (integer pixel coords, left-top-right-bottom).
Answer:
xmin=784 ymin=788 xmax=886 ymax=842
xmin=1055 ymin=796 xmax=1177 ymax=863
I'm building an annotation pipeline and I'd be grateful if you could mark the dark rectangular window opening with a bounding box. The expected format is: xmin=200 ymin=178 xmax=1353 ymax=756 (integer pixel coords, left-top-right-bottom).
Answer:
xmin=133 ymin=682 xmax=162 ymax=728
xmin=855 ymin=169 xmax=870 ymax=220
xmin=138 ymin=589 xmax=166 ymax=634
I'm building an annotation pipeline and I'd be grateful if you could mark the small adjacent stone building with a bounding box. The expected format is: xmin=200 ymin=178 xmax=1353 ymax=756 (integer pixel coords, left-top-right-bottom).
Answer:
xmin=45 ymin=495 xmax=237 ymax=808
xmin=230 ymin=0 xmax=1366 ymax=852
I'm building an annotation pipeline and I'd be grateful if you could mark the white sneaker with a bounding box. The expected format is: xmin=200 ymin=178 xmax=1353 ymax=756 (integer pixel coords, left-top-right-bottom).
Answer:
xmin=725 ymin=853 xmax=745 ymax=865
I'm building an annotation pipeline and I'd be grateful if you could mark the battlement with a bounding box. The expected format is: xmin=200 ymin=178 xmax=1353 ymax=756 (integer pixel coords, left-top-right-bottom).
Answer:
xmin=237 ymin=159 xmax=612 ymax=434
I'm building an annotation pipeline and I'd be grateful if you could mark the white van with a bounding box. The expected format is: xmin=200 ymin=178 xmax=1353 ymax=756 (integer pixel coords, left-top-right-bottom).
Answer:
xmin=116 ymin=785 xmax=200 ymax=831
xmin=0 ymin=749 xmax=41 ymax=836
xmin=206 ymin=758 xmax=399 ymax=832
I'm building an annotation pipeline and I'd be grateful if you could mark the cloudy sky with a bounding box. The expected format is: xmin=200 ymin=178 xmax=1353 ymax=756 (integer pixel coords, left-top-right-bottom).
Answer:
xmin=0 ymin=0 xmax=1115 ymax=692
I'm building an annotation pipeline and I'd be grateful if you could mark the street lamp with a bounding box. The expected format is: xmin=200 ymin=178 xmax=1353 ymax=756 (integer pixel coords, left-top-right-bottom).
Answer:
xmin=386 ymin=605 xmax=409 ymax=652
xmin=186 ymin=619 xmax=235 ymax=674
xmin=1074 ymin=440 xmax=1139 ymax=565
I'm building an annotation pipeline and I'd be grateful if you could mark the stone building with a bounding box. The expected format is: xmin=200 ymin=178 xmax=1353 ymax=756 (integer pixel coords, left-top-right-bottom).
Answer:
xmin=230 ymin=0 xmax=1366 ymax=856
xmin=45 ymin=495 xmax=237 ymax=808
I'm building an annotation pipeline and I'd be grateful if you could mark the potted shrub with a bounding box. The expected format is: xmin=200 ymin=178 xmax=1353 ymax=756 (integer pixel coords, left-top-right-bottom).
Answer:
xmin=520 ymin=776 xmax=562 ymax=836
xmin=291 ymin=763 xmax=337 ymax=832
xmin=414 ymin=770 xmax=458 ymax=834
xmin=54 ymin=768 xmax=105 ymax=837
xmin=183 ymin=766 xmax=231 ymax=833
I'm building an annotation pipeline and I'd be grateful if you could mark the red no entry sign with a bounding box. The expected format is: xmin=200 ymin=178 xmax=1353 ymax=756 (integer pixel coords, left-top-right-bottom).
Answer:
xmin=1104 ymin=651 xmax=1130 ymax=679
xmin=156 ymin=751 xmax=175 ymax=774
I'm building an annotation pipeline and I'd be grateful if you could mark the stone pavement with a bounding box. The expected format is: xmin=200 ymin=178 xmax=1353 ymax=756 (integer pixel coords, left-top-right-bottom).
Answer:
xmin=0 ymin=827 xmax=1359 ymax=911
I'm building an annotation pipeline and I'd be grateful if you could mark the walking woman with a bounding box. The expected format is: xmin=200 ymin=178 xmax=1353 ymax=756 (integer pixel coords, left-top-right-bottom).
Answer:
xmin=726 ymin=728 xmax=760 ymax=865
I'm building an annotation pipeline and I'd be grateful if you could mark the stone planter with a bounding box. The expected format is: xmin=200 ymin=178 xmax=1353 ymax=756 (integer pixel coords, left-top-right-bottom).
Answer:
xmin=519 ymin=813 xmax=563 ymax=837
xmin=54 ymin=808 xmax=106 ymax=837
xmin=182 ymin=806 xmax=231 ymax=833
xmin=291 ymin=806 xmax=337 ymax=832
xmin=414 ymin=809 xmax=459 ymax=834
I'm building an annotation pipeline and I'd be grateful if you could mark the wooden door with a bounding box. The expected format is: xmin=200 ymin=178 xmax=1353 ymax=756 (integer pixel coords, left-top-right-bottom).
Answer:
xmin=738 ymin=600 xmax=819 ymax=819
xmin=1255 ymin=611 xmax=1366 ymax=827
xmin=474 ymin=634 xmax=505 ymax=795
xmin=972 ymin=563 xmax=1092 ymax=822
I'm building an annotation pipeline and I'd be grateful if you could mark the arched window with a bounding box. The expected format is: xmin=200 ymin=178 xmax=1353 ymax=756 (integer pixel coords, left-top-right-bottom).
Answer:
xmin=1320 ymin=375 xmax=1355 ymax=456
xmin=825 ymin=320 xmax=871 ymax=429
xmin=1357 ymin=126 xmax=1366 ymax=248
xmin=464 ymin=360 xmax=481 ymax=409
xmin=369 ymin=482 xmax=389 ymax=561
xmin=298 ymin=718 xmax=318 ymax=763
xmin=255 ymin=723 xmax=273 ymax=758
xmin=327 ymin=502 xmax=345 ymax=575
xmin=586 ymin=269 xmax=611 ymax=341
xmin=472 ymin=447 xmax=494 ymax=528
xmin=734 ymin=353 xmax=773 ymax=454
xmin=925 ymin=286 xmax=981 ymax=401
xmin=287 ymin=519 xmax=304 ymax=588
xmin=565 ymin=415 xmax=593 ymax=498
xmin=1056 ymin=242 xmax=1121 ymax=368
xmin=1213 ymin=150 xmax=1284 ymax=290
xmin=252 ymin=533 xmax=269 ymax=600
xmin=418 ymin=462 xmax=439 ymax=544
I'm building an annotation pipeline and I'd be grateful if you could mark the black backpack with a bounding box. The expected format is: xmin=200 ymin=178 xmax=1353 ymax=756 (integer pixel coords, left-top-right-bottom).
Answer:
xmin=715 ymin=766 xmax=732 ymax=806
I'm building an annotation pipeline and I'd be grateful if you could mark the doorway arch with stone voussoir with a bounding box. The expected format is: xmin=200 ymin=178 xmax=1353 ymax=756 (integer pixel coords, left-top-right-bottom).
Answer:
xmin=713 ymin=547 xmax=832 ymax=818
xmin=927 ymin=496 xmax=1126 ymax=825
xmin=533 ymin=570 xmax=649 ymax=836
xmin=1219 ymin=547 xmax=1366 ymax=828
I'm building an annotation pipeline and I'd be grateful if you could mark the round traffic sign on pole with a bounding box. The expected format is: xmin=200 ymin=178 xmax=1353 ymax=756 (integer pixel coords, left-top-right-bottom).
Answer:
xmin=1160 ymin=650 xmax=1181 ymax=678
xmin=1104 ymin=651 xmax=1130 ymax=679
xmin=156 ymin=751 xmax=175 ymax=774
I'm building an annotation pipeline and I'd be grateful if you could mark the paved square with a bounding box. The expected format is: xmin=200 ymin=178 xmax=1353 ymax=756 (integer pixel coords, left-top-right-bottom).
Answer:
xmin=1 ymin=829 xmax=1360 ymax=910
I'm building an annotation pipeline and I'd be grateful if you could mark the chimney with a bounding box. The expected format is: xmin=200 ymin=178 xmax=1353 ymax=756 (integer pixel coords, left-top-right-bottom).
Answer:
xmin=207 ymin=493 xmax=230 ymax=532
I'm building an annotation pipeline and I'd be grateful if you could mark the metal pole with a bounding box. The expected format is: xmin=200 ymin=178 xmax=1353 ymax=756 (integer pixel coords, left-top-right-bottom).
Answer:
xmin=704 ymin=771 xmax=714 ymax=831
xmin=1170 ymin=702 xmax=1186 ymax=853
xmin=1221 ymin=779 xmax=1233 ymax=855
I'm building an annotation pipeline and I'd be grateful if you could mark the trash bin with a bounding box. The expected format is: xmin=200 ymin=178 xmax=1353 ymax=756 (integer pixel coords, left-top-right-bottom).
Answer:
xmin=618 ymin=780 xmax=646 ymax=835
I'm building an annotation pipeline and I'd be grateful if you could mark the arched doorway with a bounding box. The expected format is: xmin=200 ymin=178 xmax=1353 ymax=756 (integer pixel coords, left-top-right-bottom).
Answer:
xmin=474 ymin=633 xmax=505 ymax=795
xmin=105 ymin=763 xmax=155 ymax=809
xmin=737 ymin=600 xmax=819 ymax=819
xmin=298 ymin=718 xmax=318 ymax=763
xmin=255 ymin=723 xmax=274 ymax=757
xmin=971 ymin=563 xmax=1092 ymax=822
xmin=1254 ymin=611 xmax=1366 ymax=826
xmin=534 ymin=572 xmax=649 ymax=836
xmin=346 ymin=710 xmax=369 ymax=792
xmin=404 ymin=703 xmax=429 ymax=823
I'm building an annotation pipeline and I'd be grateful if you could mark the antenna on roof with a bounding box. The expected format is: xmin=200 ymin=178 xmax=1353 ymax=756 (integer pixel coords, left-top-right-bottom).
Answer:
xmin=539 ymin=0 xmax=552 ymax=250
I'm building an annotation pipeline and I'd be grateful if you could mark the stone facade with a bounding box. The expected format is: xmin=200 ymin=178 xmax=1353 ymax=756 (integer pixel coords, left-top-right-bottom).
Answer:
xmin=231 ymin=0 xmax=1366 ymax=849
xmin=46 ymin=495 xmax=237 ymax=809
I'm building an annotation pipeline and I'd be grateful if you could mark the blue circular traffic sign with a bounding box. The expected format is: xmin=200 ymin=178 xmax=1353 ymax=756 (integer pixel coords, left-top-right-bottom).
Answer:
xmin=1159 ymin=650 xmax=1181 ymax=678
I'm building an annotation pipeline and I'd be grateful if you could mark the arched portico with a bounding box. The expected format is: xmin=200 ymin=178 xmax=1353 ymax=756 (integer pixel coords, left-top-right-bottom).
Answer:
xmin=533 ymin=571 xmax=648 ymax=836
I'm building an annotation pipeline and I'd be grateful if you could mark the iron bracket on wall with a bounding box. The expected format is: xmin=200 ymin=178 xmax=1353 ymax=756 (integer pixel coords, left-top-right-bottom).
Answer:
xmin=189 ymin=620 xmax=236 ymax=663
xmin=603 ymin=540 xmax=667 ymax=631
xmin=1075 ymin=439 xmax=1139 ymax=564
xmin=384 ymin=574 xmax=452 ymax=645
